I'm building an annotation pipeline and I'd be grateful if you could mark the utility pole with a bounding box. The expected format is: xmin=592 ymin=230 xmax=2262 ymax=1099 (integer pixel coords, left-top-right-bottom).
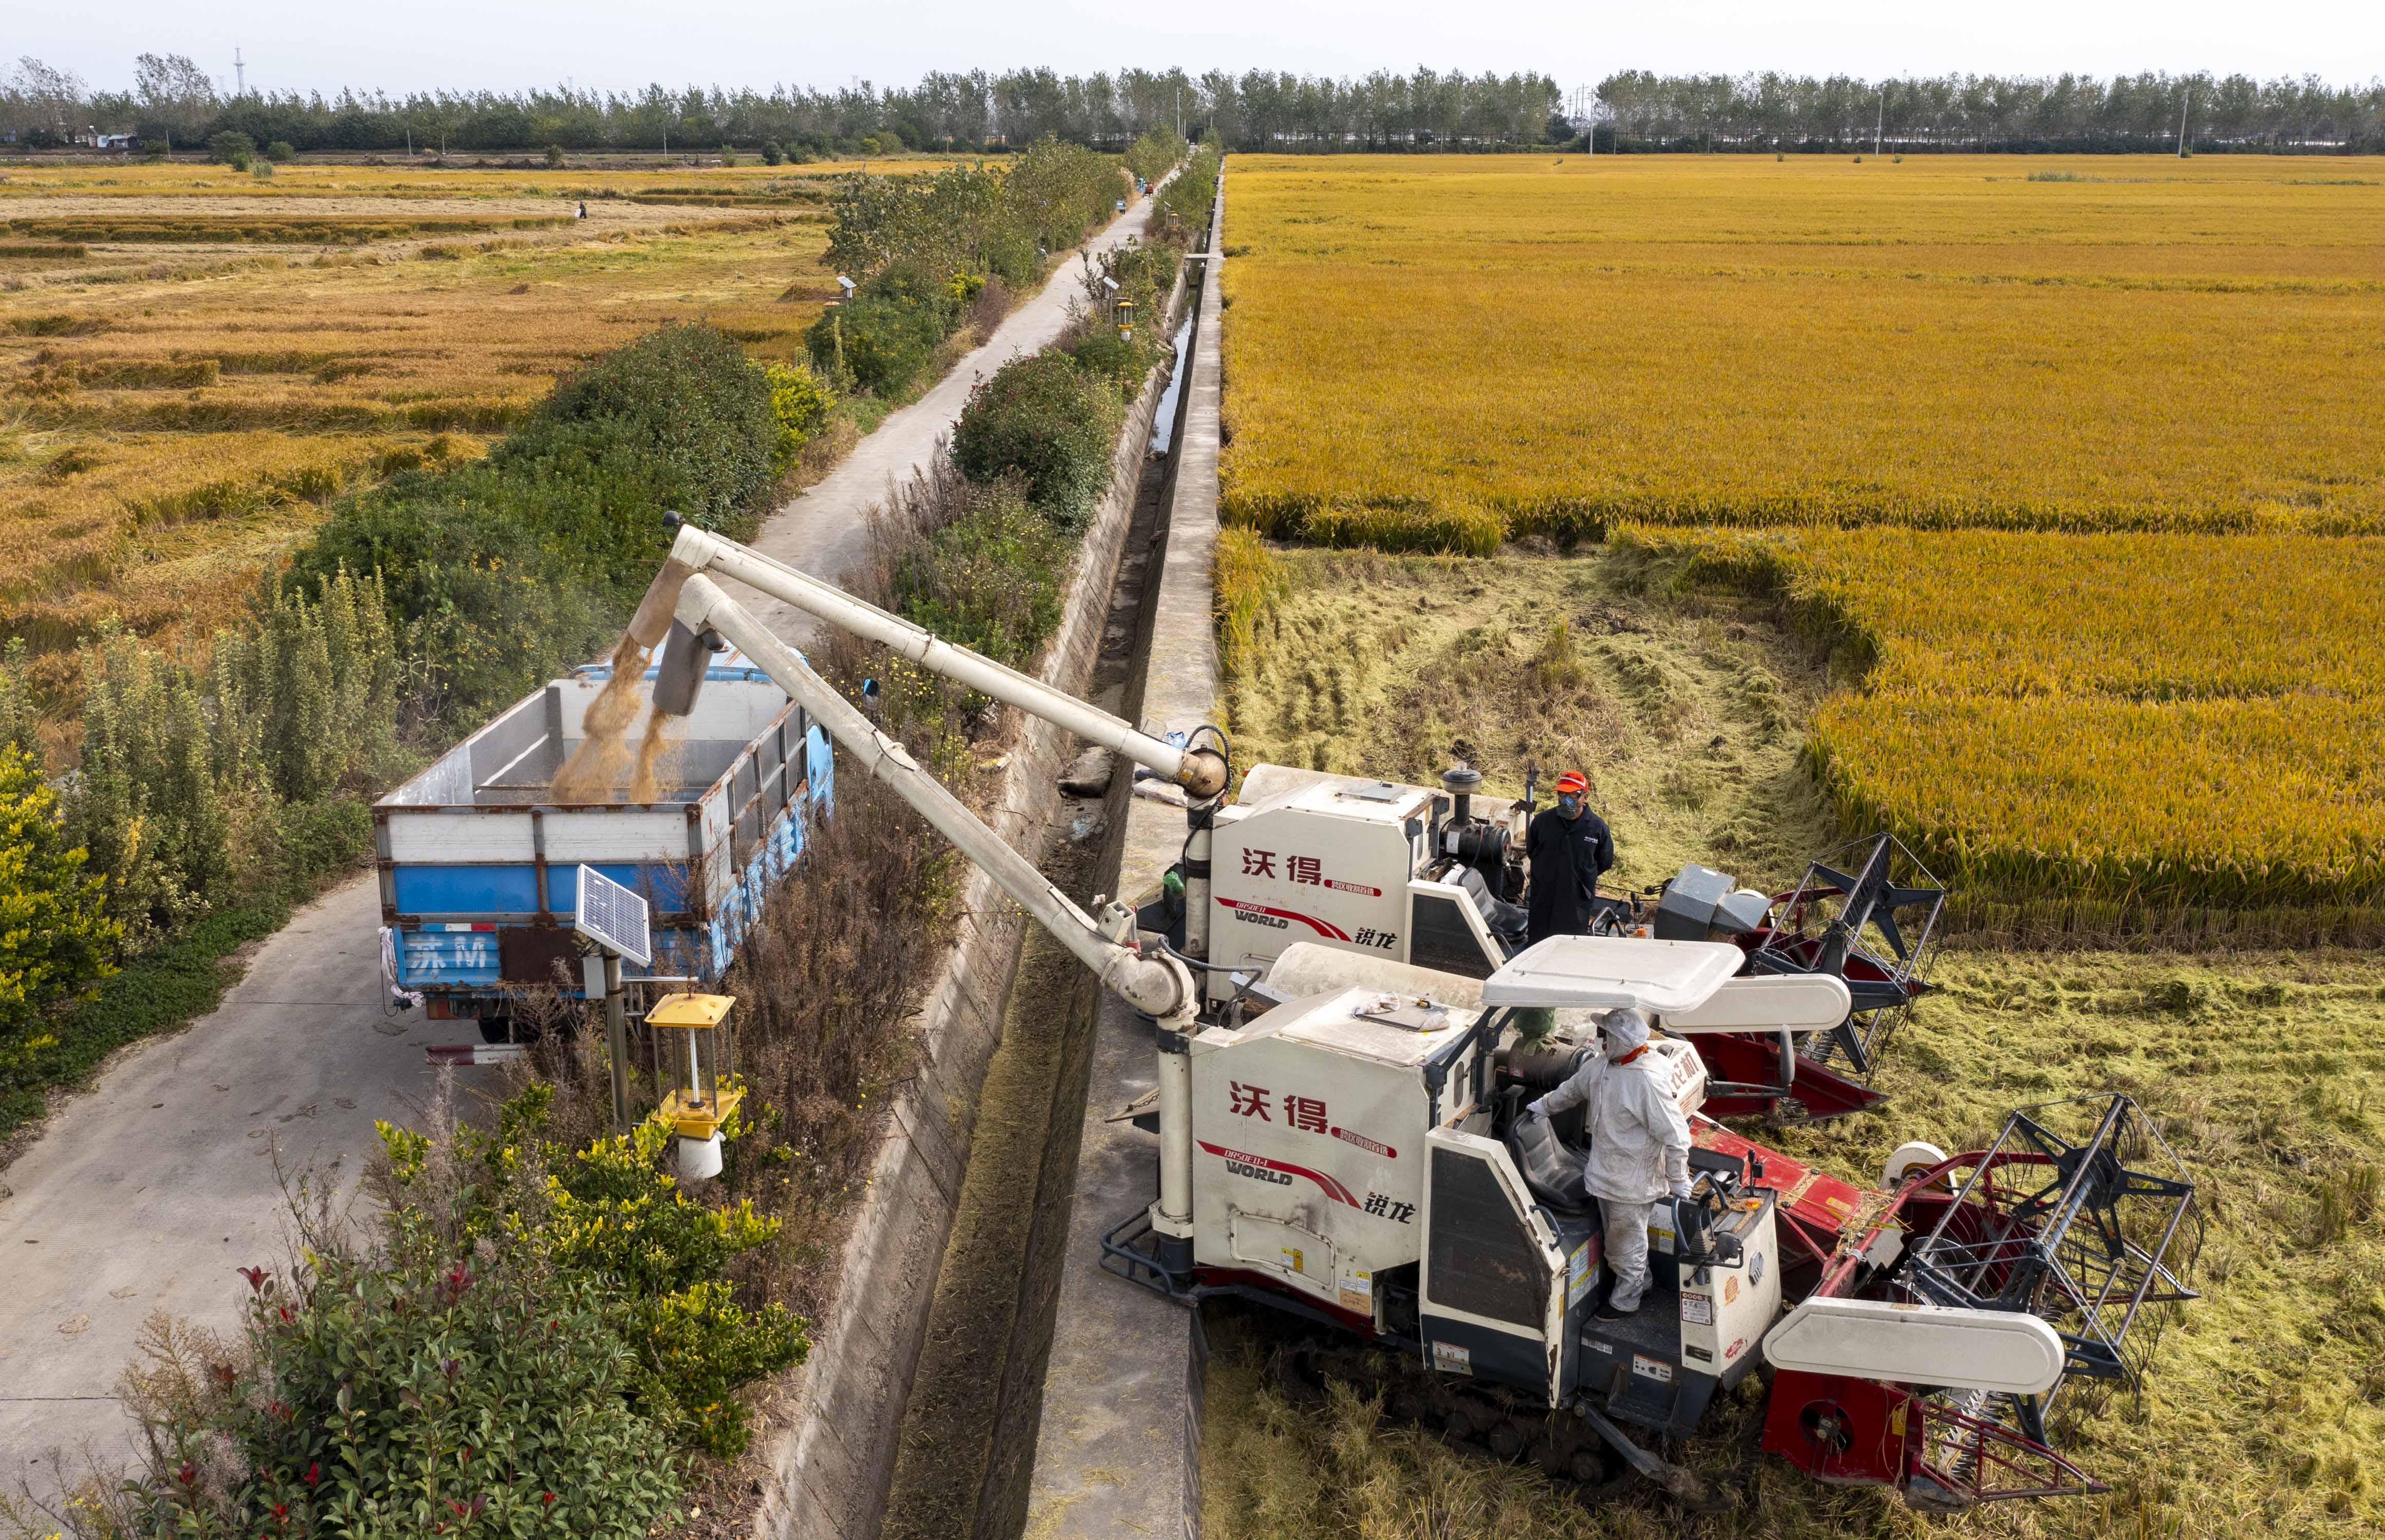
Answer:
xmin=1875 ymin=84 xmax=1885 ymax=157
xmin=2178 ymin=85 xmax=2192 ymax=157
xmin=234 ymin=48 xmax=245 ymax=98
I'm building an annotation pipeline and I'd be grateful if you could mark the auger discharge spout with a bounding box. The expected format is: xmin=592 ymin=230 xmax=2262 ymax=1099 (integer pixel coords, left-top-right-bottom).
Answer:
xmin=669 ymin=572 xmax=1197 ymax=1026
xmin=651 ymin=522 xmax=1228 ymax=801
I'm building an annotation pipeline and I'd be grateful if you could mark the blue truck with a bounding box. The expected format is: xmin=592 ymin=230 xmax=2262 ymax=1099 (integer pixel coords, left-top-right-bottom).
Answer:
xmin=374 ymin=651 xmax=831 ymax=1037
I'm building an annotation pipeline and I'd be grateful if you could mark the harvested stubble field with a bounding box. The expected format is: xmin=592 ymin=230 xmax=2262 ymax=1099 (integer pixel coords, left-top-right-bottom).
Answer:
xmin=0 ymin=161 xmax=923 ymax=685
xmin=1215 ymin=546 xmax=1836 ymax=896
xmin=1218 ymin=154 xmax=2385 ymax=546
xmin=1205 ymin=546 xmax=2385 ymax=1539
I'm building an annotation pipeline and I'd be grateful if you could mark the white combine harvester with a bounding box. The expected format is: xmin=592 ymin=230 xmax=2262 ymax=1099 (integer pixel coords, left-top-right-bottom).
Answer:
xmin=623 ymin=523 xmax=2199 ymax=1511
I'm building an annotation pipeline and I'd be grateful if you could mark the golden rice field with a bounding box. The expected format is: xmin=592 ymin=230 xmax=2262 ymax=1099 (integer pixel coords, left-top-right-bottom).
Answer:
xmin=1218 ymin=154 xmax=2385 ymax=548
xmin=1219 ymin=155 xmax=2385 ymax=931
xmin=0 ymin=161 xmax=883 ymax=686
xmin=1618 ymin=525 xmax=2385 ymax=920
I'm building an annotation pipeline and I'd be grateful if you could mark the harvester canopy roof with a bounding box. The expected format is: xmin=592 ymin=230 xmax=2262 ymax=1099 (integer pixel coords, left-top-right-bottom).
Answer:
xmin=1482 ymin=935 xmax=1744 ymax=1014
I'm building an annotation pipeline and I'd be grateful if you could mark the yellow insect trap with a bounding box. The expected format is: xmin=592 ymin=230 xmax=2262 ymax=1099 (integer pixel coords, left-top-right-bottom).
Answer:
xmin=650 ymin=991 xmax=742 ymax=1182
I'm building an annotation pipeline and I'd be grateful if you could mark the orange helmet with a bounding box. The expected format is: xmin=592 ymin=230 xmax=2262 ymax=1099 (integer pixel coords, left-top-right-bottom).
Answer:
xmin=1554 ymin=771 xmax=1588 ymax=796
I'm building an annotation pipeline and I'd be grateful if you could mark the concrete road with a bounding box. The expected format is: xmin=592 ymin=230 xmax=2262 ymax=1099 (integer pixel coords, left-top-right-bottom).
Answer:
xmin=733 ymin=185 xmax=1164 ymax=640
xmin=0 ymin=878 xmax=423 ymax=1490
xmin=0 ymin=187 xmax=1158 ymax=1495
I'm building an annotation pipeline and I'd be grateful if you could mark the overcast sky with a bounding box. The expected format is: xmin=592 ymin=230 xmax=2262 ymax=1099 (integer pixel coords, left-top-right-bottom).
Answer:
xmin=19 ymin=0 xmax=2381 ymax=98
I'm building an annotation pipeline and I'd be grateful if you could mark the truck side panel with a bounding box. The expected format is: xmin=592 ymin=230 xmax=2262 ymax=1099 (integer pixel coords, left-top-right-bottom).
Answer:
xmin=388 ymin=862 xmax=694 ymax=925
xmin=385 ymin=812 xmax=537 ymax=864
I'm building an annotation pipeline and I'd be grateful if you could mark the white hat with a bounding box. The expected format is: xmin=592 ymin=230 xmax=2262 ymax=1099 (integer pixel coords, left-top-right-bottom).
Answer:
xmin=1601 ymin=1007 xmax=1652 ymax=1054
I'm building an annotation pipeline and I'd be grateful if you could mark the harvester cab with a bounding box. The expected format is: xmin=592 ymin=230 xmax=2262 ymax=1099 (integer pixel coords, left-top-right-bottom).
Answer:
xmin=1101 ymin=934 xmax=1790 ymax=1480
xmin=613 ymin=523 xmax=2195 ymax=1515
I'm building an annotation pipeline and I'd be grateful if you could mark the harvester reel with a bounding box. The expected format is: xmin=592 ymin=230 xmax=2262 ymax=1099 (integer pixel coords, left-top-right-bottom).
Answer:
xmin=1898 ymin=1094 xmax=2199 ymax=1447
xmin=1752 ymin=832 xmax=1947 ymax=1079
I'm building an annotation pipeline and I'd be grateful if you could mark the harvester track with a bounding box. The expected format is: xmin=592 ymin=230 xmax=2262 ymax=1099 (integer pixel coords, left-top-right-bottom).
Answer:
xmin=1268 ymin=1332 xmax=1771 ymax=1512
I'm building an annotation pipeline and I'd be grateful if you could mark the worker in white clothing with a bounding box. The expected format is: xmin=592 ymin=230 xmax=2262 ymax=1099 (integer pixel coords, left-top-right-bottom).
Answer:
xmin=1522 ymin=1007 xmax=1693 ymax=1321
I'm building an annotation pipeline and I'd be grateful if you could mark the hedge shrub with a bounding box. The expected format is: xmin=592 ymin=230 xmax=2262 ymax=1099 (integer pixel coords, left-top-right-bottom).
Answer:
xmin=523 ymin=322 xmax=780 ymax=532
xmin=951 ymin=351 xmax=1120 ymax=531
xmin=0 ymin=745 xmax=119 ymax=1085
xmin=890 ymin=484 xmax=1071 ymax=669
xmin=289 ymin=322 xmax=779 ymax=730
xmin=806 ymin=294 xmax=941 ymax=396
xmin=109 ymin=1226 xmax=682 ymax=1535
xmin=763 ymin=361 xmax=835 ymax=470
xmin=1067 ymin=329 xmax=1147 ymax=395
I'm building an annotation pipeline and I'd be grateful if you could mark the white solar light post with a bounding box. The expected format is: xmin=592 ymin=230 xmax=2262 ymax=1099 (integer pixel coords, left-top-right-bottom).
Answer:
xmin=575 ymin=865 xmax=653 ymax=1134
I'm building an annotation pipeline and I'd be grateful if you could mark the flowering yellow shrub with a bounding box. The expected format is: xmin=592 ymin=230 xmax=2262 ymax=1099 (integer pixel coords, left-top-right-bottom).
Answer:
xmin=762 ymin=359 xmax=835 ymax=470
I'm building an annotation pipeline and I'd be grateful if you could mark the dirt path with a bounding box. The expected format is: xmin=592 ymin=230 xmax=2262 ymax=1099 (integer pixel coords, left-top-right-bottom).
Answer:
xmin=0 ymin=187 xmax=1160 ymax=1504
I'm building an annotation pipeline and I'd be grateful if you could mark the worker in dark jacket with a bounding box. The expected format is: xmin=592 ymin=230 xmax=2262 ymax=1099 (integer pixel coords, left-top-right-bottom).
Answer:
xmin=1525 ymin=770 xmax=1614 ymax=944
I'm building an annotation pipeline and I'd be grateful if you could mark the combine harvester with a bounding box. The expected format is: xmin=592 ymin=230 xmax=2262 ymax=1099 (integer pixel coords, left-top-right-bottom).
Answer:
xmin=615 ymin=522 xmax=2199 ymax=1512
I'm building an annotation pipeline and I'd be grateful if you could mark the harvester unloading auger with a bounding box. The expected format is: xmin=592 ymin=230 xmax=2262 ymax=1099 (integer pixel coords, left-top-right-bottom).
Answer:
xmin=623 ymin=522 xmax=2198 ymax=1512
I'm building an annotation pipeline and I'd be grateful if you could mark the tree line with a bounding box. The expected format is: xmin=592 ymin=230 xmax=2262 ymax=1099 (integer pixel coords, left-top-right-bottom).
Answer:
xmin=1595 ymin=70 xmax=2385 ymax=153
xmin=1 ymin=58 xmax=1558 ymax=154
xmin=4 ymin=55 xmax=2380 ymax=155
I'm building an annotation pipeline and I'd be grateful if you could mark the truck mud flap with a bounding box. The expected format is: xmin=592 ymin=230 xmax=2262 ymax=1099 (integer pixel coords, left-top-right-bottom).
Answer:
xmin=498 ymin=923 xmax=582 ymax=987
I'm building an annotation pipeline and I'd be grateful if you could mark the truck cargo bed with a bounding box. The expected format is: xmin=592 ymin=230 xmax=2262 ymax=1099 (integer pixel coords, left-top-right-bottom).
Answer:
xmin=374 ymin=653 xmax=832 ymax=1018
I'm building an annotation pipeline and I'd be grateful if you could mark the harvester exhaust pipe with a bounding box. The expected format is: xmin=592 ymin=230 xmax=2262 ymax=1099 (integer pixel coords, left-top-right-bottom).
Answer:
xmin=1441 ymin=763 xmax=1481 ymax=824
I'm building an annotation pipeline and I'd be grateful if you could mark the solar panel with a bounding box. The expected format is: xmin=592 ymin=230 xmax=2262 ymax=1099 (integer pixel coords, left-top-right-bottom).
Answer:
xmin=574 ymin=865 xmax=652 ymax=966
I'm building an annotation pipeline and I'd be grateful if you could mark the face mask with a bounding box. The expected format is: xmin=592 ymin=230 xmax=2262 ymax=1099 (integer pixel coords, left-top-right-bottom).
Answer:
xmin=1559 ymin=794 xmax=1582 ymax=815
